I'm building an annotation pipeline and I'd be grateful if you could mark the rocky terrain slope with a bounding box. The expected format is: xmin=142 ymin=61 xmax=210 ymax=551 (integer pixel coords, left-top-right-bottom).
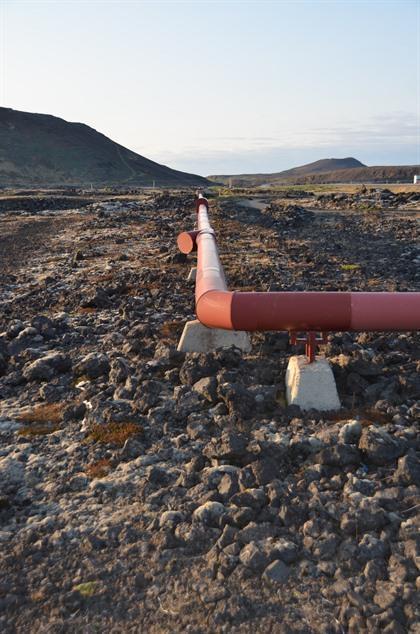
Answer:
xmin=312 ymin=188 xmax=420 ymax=212
xmin=0 ymin=192 xmax=419 ymax=633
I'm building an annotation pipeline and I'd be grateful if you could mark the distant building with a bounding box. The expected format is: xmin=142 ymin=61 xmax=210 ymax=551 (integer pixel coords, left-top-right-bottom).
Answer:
xmin=414 ymin=175 xmax=420 ymax=184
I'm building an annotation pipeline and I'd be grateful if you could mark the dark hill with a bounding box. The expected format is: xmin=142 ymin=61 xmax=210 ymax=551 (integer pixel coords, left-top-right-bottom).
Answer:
xmin=209 ymin=157 xmax=365 ymax=185
xmin=0 ymin=107 xmax=208 ymax=188
xmin=269 ymin=157 xmax=365 ymax=178
xmin=208 ymin=157 xmax=418 ymax=186
xmin=286 ymin=165 xmax=420 ymax=185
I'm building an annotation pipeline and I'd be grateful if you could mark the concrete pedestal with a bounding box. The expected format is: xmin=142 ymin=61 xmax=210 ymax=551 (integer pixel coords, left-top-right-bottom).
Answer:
xmin=286 ymin=355 xmax=340 ymax=411
xmin=177 ymin=320 xmax=251 ymax=353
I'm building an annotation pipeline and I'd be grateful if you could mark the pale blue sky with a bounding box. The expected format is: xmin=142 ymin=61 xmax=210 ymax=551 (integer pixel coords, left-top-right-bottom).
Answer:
xmin=1 ymin=0 xmax=419 ymax=175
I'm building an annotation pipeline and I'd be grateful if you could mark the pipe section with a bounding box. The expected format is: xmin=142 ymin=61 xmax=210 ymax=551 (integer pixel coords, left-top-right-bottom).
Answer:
xmin=180 ymin=194 xmax=420 ymax=333
xmin=177 ymin=230 xmax=199 ymax=254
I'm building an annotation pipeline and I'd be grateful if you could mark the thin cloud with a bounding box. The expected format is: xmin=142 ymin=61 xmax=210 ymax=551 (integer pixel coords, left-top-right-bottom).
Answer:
xmin=299 ymin=112 xmax=418 ymax=145
xmin=136 ymin=112 xmax=419 ymax=174
xmin=142 ymin=112 xmax=418 ymax=160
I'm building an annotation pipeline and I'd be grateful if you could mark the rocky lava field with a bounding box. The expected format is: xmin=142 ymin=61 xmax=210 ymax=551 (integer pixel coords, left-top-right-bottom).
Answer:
xmin=0 ymin=190 xmax=419 ymax=633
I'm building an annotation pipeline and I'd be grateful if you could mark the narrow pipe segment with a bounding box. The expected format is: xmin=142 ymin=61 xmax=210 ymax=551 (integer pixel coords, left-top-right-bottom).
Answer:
xmin=181 ymin=194 xmax=420 ymax=333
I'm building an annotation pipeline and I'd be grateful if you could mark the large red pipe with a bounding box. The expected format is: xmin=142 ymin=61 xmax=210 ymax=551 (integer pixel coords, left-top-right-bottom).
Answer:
xmin=180 ymin=195 xmax=420 ymax=332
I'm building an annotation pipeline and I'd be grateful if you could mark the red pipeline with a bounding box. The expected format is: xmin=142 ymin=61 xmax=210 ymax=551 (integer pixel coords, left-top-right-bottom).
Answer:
xmin=177 ymin=195 xmax=420 ymax=332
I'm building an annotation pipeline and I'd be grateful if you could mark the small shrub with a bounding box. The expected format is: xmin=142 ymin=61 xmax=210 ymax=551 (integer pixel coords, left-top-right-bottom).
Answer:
xmin=86 ymin=458 xmax=112 ymax=479
xmin=86 ymin=422 xmax=142 ymax=446
xmin=73 ymin=582 xmax=98 ymax=597
xmin=340 ymin=264 xmax=360 ymax=271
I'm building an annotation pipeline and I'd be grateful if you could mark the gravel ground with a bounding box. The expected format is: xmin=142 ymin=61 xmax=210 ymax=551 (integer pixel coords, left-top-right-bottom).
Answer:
xmin=0 ymin=192 xmax=419 ymax=633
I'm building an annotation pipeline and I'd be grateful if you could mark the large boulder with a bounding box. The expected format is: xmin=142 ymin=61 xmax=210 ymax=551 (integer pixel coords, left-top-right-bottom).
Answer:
xmin=0 ymin=457 xmax=25 ymax=496
xmin=74 ymin=352 xmax=110 ymax=379
xmin=359 ymin=426 xmax=404 ymax=465
xmin=23 ymin=352 xmax=71 ymax=382
xmin=394 ymin=450 xmax=420 ymax=486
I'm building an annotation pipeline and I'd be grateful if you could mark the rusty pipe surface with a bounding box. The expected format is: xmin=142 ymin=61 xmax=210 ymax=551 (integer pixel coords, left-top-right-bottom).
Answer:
xmin=183 ymin=194 xmax=420 ymax=332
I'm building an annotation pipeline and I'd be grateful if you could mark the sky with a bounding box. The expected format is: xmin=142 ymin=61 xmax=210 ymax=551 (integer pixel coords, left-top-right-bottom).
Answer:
xmin=1 ymin=0 xmax=419 ymax=175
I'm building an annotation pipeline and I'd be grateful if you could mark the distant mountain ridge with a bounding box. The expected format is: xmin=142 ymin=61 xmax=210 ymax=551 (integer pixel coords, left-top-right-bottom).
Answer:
xmin=209 ymin=157 xmax=419 ymax=186
xmin=0 ymin=107 xmax=208 ymax=188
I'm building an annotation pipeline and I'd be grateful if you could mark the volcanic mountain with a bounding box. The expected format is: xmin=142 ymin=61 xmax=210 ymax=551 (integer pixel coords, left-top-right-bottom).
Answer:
xmin=0 ymin=107 xmax=209 ymax=188
xmin=209 ymin=157 xmax=419 ymax=186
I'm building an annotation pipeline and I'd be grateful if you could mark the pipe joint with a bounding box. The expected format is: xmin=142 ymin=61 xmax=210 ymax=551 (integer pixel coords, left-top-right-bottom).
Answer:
xmin=195 ymin=196 xmax=209 ymax=213
xmin=197 ymin=227 xmax=215 ymax=239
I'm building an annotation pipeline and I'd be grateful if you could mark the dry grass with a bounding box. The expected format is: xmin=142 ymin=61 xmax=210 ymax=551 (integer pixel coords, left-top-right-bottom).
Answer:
xmin=160 ymin=320 xmax=184 ymax=339
xmin=234 ymin=284 xmax=257 ymax=291
xmin=145 ymin=282 xmax=161 ymax=291
xmin=77 ymin=306 xmax=96 ymax=314
xmin=367 ymin=278 xmax=381 ymax=288
xmin=86 ymin=458 xmax=112 ymax=479
xmin=18 ymin=423 xmax=61 ymax=437
xmin=17 ymin=402 xmax=68 ymax=437
xmin=329 ymin=407 xmax=391 ymax=426
xmin=94 ymin=272 xmax=114 ymax=283
xmin=358 ymin=408 xmax=392 ymax=426
xmin=17 ymin=402 xmax=64 ymax=424
xmin=86 ymin=422 xmax=142 ymax=446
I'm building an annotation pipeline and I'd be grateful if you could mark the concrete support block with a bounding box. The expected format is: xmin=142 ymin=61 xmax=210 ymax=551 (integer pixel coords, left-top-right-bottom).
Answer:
xmin=286 ymin=355 xmax=341 ymax=411
xmin=187 ymin=267 xmax=197 ymax=283
xmin=177 ymin=319 xmax=251 ymax=353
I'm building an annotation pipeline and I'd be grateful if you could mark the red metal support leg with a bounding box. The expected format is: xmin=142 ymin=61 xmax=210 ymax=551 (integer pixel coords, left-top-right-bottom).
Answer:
xmin=290 ymin=331 xmax=328 ymax=363
xmin=306 ymin=331 xmax=317 ymax=363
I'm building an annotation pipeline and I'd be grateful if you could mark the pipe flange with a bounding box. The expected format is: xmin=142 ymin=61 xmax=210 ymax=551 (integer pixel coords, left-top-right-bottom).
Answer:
xmin=195 ymin=197 xmax=209 ymax=213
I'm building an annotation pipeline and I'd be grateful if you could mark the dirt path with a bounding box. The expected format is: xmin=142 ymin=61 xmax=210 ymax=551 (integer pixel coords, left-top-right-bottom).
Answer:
xmin=0 ymin=215 xmax=82 ymax=274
